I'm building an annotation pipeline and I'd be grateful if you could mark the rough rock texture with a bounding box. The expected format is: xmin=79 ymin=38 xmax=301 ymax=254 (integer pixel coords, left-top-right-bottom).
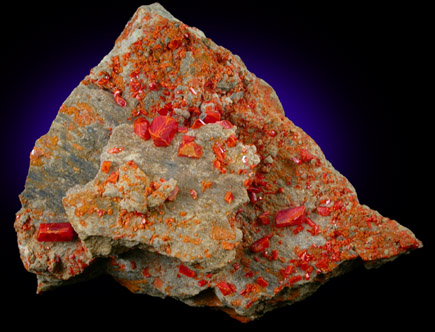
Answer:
xmin=14 ymin=3 xmax=422 ymax=321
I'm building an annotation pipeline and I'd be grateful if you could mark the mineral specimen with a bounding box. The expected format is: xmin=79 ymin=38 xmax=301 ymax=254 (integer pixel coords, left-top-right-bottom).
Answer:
xmin=14 ymin=3 xmax=422 ymax=321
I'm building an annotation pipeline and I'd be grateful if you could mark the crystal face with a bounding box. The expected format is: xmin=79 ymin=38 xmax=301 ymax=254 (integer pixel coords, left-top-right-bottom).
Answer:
xmin=37 ymin=223 xmax=75 ymax=242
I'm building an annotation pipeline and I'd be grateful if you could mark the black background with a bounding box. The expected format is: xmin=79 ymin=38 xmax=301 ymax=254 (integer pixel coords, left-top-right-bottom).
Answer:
xmin=1 ymin=0 xmax=430 ymax=328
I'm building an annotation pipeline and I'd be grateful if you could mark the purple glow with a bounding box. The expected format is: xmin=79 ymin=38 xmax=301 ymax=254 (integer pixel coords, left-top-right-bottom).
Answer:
xmin=7 ymin=21 xmax=364 ymax=201
xmin=214 ymin=34 xmax=364 ymax=181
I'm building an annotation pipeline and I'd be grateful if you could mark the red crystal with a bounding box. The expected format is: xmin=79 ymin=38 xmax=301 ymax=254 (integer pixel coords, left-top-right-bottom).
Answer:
xmin=191 ymin=118 xmax=205 ymax=129
xmin=217 ymin=281 xmax=236 ymax=296
xmin=179 ymin=264 xmax=196 ymax=278
xmin=189 ymin=86 xmax=197 ymax=95
xmin=224 ymin=191 xmax=234 ymax=204
xmin=113 ymin=89 xmax=127 ymax=107
xmin=178 ymin=126 xmax=189 ymax=133
xmin=157 ymin=102 xmax=173 ymax=116
xmin=178 ymin=141 xmax=203 ymax=159
xmin=101 ymin=161 xmax=112 ymax=173
xmin=107 ymin=171 xmax=119 ymax=184
xmin=249 ymin=191 xmax=258 ymax=204
xmin=305 ymin=217 xmax=320 ymax=235
xmin=97 ymin=73 xmax=110 ymax=86
xmin=108 ymin=147 xmax=124 ymax=154
xmin=216 ymin=120 xmax=234 ymax=129
xmin=256 ymin=277 xmax=269 ymax=287
xmin=181 ymin=135 xmax=196 ymax=144
xmin=167 ymin=186 xmax=179 ymax=201
xmin=249 ymin=234 xmax=272 ymax=253
xmin=280 ymin=265 xmax=295 ymax=277
xmin=190 ymin=189 xmax=198 ymax=200
xmin=275 ymin=206 xmax=306 ymax=228
xmin=178 ymin=135 xmax=203 ymax=159
xmin=202 ymin=110 xmax=221 ymax=124
xmin=267 ymin=130 xmax=277 ymax=137
xmin=247 ymin=186 xmax=262 ymax=194
xmin=317 ymin=206 xmax=331 ymax=216
xmin=133 ymin=117 xmax=151 ymax=140
xmin=149 ymin=115 xmax=179 ymax=147
xmin=148 ymin=82 xmax=159 ymax=91
xmin=37 ymin=223 xmax=75 ymax=242
xmin=212 ymin=142 xmax=226 ymax=161
xmin=300 ymin=148 xmax=314 ymax=162
xmin=258 ymin=211 xmax=271 ymax=225
xmin=226 ymin=134 xmax=237 ymax=147
xmin=289 ymin=275 xmax=303 ymax=286
xmin=167 ymin=39 xmax=182 ymax=50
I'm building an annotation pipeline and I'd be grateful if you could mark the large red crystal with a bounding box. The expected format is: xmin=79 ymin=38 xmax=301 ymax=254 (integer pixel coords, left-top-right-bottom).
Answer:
xmin=133 ymin=117 xmax=151 ymax=140
xmin=149 ymin=115 xmax=179 ymax=147
xmin=37 ymin=223 xmax=75 ymax=242
xmin=275 ymin=206 xmax=306 ymax=228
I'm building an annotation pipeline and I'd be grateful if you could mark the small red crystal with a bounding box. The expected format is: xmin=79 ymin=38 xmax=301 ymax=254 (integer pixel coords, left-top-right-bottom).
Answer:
xmin=275 ymin=206 xmax=306 ymax=228
xmin=258 ymin=211 xmax=271 ymax=225
xmin=108 ymin=147 xmax=124 ymax=154
xmin=300 ymin=148 xmax=314 ymax=162
xmin=249 ymin=234 xmax=272 ymax=253
xmin=181 ymin=135 xmax=196 ymax=144
xmin=107 ymin=171 xmax=119 ymax=184
xmin=178 ymin=141 xmax=203 ymax=159
xmin=224 ymin=191 xmax=234 ymax=204
xmin=256 ymin=277 xmax=269 ymax=287
xmin=226 ymin=134 xmax=237 ymax=147
xmin=289 ymin=275 xmax=302 ymax=286
xmin=157 ymin=102 xmax=173 ymax=116
xmin=101 ymin=161 xmax=112 ymax=173
xmin=191 ymin=118 xmax=205 ymax=129
xmin=167 ymin=39 xmax=182 ymax=50
xmin=216 ymin=120 xmax=234 ymax=129
xmin=189 ymin=86 xmax=197 ymax=95
xmin=190 ymin=189 xmax=198 ymax=200
xmin=212 ymin=142 xmax=226 ymax=161
xmin=179 ymin=264 xmax=196 ymax=278
xmin=281 ymin=265 xmax=295 ymax=277
xmin=217 ymin=281 xmax=236 ymax=296
xmin=317 ymin=206 xmax=331 ymax=216
xmin=202 ymin=110 xmax=221 ymax=124
xmin=113 ymin=89 xmax=127 ymax=107
xmin=37 ymin=223 xmax=75 ymax=242
xmin=148 ymin=82 xmax=159 ymax=91
xmin=305 ymin=217 xmax=320 ymax=235
xmin=149 ymin=115 xmax=179 ymax=147
xmin=178 ymin=135 xmax=203 ymax=159
xmin=167 ymin=186 xmax=179 ymax=201
xmin=267 ymin=130 xmax=277 ymax=137
xmin=133 ymin=117 xmax=151 ymax=140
